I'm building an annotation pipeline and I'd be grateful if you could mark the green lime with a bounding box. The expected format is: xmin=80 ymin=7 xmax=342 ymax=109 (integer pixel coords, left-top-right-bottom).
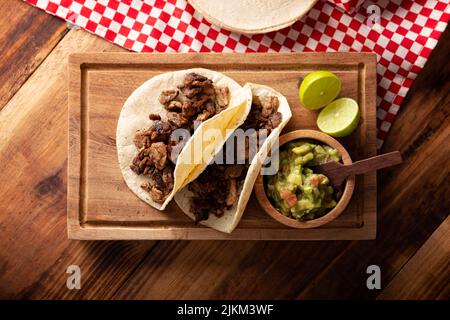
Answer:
xmin=317 ymin=97 xmax=360 ymax=137
xmin=299 ymin=71 xmax=341 ymax=110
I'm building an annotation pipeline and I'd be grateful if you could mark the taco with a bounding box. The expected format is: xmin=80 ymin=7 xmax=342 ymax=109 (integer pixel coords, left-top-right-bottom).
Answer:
xmin=174 ymin=83 xmax=292 ymax=233
xmin=117 ymin=68 xmax=251 ymax=210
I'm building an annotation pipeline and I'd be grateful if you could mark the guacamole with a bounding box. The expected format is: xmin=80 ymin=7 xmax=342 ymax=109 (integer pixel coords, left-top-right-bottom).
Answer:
xmin=266 ymin=140 xmax=342 ymax=221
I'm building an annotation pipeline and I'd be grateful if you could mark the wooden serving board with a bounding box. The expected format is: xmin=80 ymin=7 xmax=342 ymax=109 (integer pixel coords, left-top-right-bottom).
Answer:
xmin=68 ymin=52 xmax=377 ymax=240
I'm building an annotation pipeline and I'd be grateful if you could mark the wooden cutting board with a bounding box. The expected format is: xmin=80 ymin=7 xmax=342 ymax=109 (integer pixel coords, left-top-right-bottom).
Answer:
xmin=68 ymin=52 xmax=377 ymax=240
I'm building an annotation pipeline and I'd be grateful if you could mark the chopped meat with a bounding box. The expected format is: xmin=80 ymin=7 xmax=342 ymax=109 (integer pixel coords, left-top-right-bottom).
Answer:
xmin=252 ymin=96 xmax=262 ymax=110
xmin=224 ymin=165 xmax=244 ymax=179
xmin=179 ymin=86 xmax=202 ymax=99
xmin=226 ymin=179 xmax=238 ymax=206
xmin=187 ymin=95 xmax=282 ymax=222
xmin=179 ymin=73 xmax=213 ymax=98
xmin=190 ymin=199 xmax=212 ymax=222
xmin=241 ymin=111 xmax=258 ymax=130
xmin=149 ymin=131 xmax=158 ymax=141
xmin=215 ymin=208 xmax=224 ymax=218
xmin=181 ymin=101 xmax=197 ymax=118
xmin=187 ymin=163 xmax=245 ymax=222
xmin=266 ymin=111 xmax=282 ymax=129
xmin=187 ymin=165 xmax=231 ymax=222
xmin=141 ymin=177 xmax=169 ymax=205
xmin=150 ymin=120 xmax=172 ymax=142
xmin=148 ymin=167 xmax=164 ymax=186
xmin=139 ymin=165 xmax=175 ymax=203
xmin=166 ymin=100 xmax=182 ymax=112
xmin=133 ymin=130 xmax=147 ymax=149
xmin=205 ymin=100 xmax=216 ymax=115
xmin=183 ymin=73 xmax=213 ymax=88
xmin=149 ymin=114 xmax=161 ymax=121
xmin=138 ymin=147 xmax=147 ymax=158
xmin=192 ymin=166 xmax=227 ymax=195
xmin=254 ymin=112 xmax=270 ymax=126
xmin=141 ymin=182 xmax=149 ymax=190
xmin=167 ymin=112 xmax=188 ymax=127
xmin=139 ymin=157 xmax=149 ymax=170
xmin=148 ymin=142 xmax=168 ymax=170
xmin=162 ymin=167 xmax=174 ymax=190
xmin=214 ymin=86 xmax=230 ymax=108
xmin=134 ymin=129 xmax=152 ymax=148
xmin=196 ymin=110 xmax=212 ymax=122
xmin=191 ymin=93 xmax=210 ymax=109
xmin=192 ymin=79 xmax=213 ymax=88
xmin=261 ymin=96 xmax=279 ymax=118
xmin=242 ymin=96 xmax=281 ymax=132
xmin=149 ymin=186 xmax=165 ymax=203
xmin=130 ymin=155 xmax=142 ymax=174
xmin=158 ymin=90 xmax=178 ymax=105
xmin=151 ymin=120 xmax=172 ymax=134
xmin=189 ymin=178 xmax=215 ymax=195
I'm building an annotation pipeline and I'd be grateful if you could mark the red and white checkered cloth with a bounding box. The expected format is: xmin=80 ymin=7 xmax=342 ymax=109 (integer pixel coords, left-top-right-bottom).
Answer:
xmin=333 ymin=0 xmax=365 ymax=12
xmin=25 ymin=0 xmax=449 ymax=148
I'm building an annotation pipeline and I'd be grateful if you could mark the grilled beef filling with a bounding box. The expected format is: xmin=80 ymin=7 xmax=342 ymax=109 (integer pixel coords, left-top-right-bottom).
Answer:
xmin=129 ymin=73 xmax=230 ymax=203
xmin=188 ymin=95 xmax=282 ymax=222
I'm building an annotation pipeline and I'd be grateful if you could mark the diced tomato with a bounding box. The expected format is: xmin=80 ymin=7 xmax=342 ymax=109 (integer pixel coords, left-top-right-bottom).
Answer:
xmin=279 ymin=189 xmax=292 ymax=200
xmin=318 ymin=175 xmax=326 ymax=183
xmin=285 ymin=194 xmax=298 ymax=208
xmin=310 ymin=175 xmax=319 ymax=188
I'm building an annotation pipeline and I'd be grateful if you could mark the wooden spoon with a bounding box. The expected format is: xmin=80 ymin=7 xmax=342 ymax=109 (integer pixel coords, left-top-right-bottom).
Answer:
xmin=312 ymin=151 xmax=403 ymax=187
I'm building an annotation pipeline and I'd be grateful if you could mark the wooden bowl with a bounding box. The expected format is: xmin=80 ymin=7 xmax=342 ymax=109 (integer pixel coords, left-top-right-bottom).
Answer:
xmin=254 ymin=130 xmax=355 ymax=229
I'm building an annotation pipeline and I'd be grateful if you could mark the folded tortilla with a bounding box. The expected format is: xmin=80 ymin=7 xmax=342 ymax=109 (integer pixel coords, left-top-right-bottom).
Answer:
xmin=174 ymin=83 xmax=292 ymax=233
xmin=188 ymin=0 xmax=318 ymax=34
xmin=116 ymin=68 xmax=251 ymax=210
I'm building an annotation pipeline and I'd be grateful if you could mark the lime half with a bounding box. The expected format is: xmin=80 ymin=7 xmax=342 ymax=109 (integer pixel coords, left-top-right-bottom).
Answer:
xmin=299 ymin=71 xmax=341 ymax=110
xmin=317 ymin=97 xmax=360 ymax=137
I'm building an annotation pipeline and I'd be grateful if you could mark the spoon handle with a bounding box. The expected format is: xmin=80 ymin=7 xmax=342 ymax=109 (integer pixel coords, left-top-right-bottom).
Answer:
xmin=345 ymin=151 xmax=402 ymax=176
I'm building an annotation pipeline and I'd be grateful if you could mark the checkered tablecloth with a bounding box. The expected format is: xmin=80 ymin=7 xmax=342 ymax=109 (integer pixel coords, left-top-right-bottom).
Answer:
xmin=25 ymin=0 xmax=449 ymax=148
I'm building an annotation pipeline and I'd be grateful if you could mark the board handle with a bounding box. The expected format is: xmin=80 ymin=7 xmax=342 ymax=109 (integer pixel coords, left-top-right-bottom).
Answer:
xmin=345 ymin=151 xmax=402 ymax=176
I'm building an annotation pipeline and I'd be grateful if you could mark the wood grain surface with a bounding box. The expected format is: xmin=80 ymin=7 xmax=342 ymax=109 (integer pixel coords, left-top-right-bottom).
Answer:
xmin=0 ymin=0 xmax=67 ymax=111
xmin=67 ymin=52 xmax=376 ymax=240
xmin=0 ymin=0 xmax=448 ymax=299
xmin=378 ymin=216 xmax=450 ymax=300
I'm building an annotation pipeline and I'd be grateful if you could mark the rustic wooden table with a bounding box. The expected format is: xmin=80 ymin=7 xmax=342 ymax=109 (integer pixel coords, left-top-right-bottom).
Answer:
xmin=0 ymin=1 xmax=448 ymax=299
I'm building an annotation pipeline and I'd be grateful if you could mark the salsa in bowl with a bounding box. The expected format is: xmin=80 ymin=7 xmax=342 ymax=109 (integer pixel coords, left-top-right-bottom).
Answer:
xmin=266 ymin=140 xmax=342 ymax=221
xmin=255 ymin=130 xmax=355 ymax=229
